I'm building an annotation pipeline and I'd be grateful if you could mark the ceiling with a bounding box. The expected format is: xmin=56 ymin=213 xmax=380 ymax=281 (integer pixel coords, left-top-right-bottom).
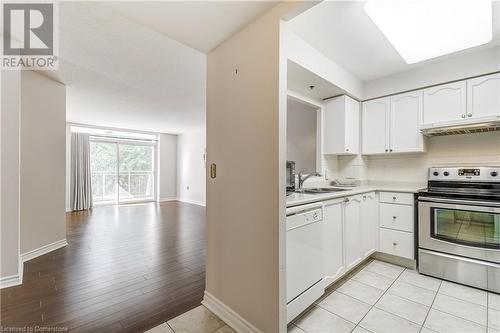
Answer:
xmin=288 ymin=1 xmax=500 ymax=82
xmin=47 ymin=1 xmax=277 ymax=134
xmin=287 ymin=60 xmax=346 ymax=101
xmin=99 ymin=1 xmax=278 ymax=53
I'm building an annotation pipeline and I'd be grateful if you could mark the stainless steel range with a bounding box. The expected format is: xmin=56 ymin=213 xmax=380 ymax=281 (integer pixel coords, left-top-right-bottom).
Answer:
xmin=418 ymin=166 xmax=500 ymax=293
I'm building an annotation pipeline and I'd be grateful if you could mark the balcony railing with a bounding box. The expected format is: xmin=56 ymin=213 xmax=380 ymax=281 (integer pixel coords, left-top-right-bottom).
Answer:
xmin=91 ymin=170 xmax=154 ymax=203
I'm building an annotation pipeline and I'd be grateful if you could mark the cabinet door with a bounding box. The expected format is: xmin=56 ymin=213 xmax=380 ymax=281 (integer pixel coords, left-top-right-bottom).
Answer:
xmin=344 ymin=195 xmax=363 ymax=270
xmin=467 ymin=73 xmax=500 ymax=120
xmin=323 ymin=199 xmax=345 ymax=284
xmin=360 ymin=192 xmax=378 ymax=258
xmin=423 ymin=81 xmax=466 ymax=125
xmin=344 ymin=96 xmax=360 ymax=155
xmin=362 ymin=97 xmax=390 ymax=154
xmin=323 ymin=96 xmax=359 ymax=155
xmin=323 ymin=97 xmax=346 ymax=155
xmin=390 ymin=91 xmax=425 ymax=153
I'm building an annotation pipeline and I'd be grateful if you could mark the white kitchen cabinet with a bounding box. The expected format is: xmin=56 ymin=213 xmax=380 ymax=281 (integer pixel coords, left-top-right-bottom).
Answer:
xmin=378 ymin=191 xmax=415 ymax=260
xmin=422 ymin=81 xmax=467 ymax=125
xmin=379 ymin=203 xmax=414 ymax=233
xmin=362 ymin=97 xmax=390 ymax=154
xmin=379 ymin=228 xmax=414 ymax=260
xmin=467 ymin=73 xmax=500 ymax=120
xmin=360 ymin=192 xmax=378 ymax=257
xmin=362 ymin=94 xmax=424 ymax=155
xmin=323 ymin=198 xmax=345 ymax=284
xmin=390 ymin=91 xmax=425 ymax=153
xmin=344 ymin=195 xmax=363 ymax=271
xmin=323 ymin=95 xmax=360 ymax=155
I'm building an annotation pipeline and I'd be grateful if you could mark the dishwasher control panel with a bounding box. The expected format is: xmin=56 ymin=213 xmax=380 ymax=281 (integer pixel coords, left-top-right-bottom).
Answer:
xmin=286 ymin=208 xmax=322 ymax=231
xmin=304 ymin=209 xmax=322 ymax=223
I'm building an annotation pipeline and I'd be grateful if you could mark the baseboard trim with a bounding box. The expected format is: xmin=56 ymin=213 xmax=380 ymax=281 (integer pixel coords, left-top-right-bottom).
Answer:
xmin=0 ymin=274 xmax=22 ymax=289
xmin=21 ymin=239 xmax=68 ymax=263
xmin=177 ymin=198 xmax=206 ymax=207
xmin=158 ymin=197 xmax=179 ymax=203
xmin=202 ymin=291 xmax=262 ymax=333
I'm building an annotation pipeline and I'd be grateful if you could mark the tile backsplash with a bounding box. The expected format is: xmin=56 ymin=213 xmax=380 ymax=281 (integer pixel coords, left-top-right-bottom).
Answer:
xmin=322 ymin=131 xmax=500 ymax=183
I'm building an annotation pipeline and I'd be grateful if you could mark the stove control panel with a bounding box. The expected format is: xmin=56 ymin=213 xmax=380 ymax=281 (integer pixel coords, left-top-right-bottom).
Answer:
xmin=429 ymin=167 xmax=500 ymax=181
xmin=458 ymin=168 xmax=480 ymax=176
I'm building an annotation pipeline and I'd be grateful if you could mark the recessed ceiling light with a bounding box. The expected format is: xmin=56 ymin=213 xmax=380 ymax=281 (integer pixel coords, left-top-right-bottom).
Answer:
xmin=364 ymin=0 xmax=493 ymax=64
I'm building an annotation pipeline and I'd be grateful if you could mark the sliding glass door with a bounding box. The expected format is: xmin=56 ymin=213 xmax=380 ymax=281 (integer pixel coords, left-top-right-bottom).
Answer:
xmin=90 ymin=141 xmax=118 ymax=204
xmin=118 ymin=144 xmax=154 ymax=202
xmin=90 ymin=140 xmax=155 ymax=205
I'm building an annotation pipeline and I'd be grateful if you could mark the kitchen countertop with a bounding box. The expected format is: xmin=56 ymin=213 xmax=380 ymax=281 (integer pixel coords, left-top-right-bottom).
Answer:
xmin=286 ymin=182 xmax=425 ymax=208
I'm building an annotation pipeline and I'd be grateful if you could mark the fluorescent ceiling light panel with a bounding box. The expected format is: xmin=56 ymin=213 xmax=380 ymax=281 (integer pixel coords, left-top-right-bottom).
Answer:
xmin=364 ymin=0 xmax=493 ymax=64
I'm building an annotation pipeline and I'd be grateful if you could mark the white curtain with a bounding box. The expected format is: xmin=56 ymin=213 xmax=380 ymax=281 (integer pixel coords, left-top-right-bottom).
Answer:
xmin=71 ymin=133 xmax=93 ymax=211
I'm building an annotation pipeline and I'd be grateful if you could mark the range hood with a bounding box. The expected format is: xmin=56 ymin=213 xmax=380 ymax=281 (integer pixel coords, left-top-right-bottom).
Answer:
xmin=421 ymin=121 xmax=500 ymax=137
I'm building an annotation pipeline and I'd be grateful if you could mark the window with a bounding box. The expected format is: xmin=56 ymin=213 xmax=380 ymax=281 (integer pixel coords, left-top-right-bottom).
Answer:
xmin=89 ymin=140 xmax=155 ymax=204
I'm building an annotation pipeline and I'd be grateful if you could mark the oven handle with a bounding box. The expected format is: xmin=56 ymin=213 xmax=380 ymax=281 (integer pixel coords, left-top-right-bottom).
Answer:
xmin=418 ymin=196 xmax=500 ymax=207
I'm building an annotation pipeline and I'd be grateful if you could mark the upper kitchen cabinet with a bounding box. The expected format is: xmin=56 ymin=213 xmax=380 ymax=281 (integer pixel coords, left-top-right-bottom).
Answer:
xmin=467 ymin=73 xmax=500 ymax=120
xmin=323 ymin=95 xmax=360 ymax=155
xmin=422 ymin=81 xmax=467 ymax=126
xmin=361 ymin=97 xmax=389 ymax=154
xmin=362 ymin=94 xmax=425 ymax=155
xmin=390 ymin=91 xmax=425 ymax=153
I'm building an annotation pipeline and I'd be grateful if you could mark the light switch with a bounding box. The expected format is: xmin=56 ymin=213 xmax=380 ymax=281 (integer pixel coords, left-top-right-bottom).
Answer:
xmin=210 ymin=163 xmax=216 ymax=179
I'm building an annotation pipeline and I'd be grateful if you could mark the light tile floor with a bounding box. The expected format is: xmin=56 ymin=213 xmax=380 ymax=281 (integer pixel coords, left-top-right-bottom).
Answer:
xmin=290 ymin=259 xmax=500 ymax=333
xmin=146 ymin=259 xmax=500 ymax=333
xmin=144 ymin=305 xmax=235 ymax=333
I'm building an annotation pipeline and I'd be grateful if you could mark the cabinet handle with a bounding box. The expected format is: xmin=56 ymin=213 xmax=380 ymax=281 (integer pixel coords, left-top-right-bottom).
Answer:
xmin=390 ymin=149 xmax=393 ymax=152
xmin=393 ymin=242 xmax=397 ymax=246
xmin=393 ymin=196 xmax=397 ymax=200
xmin=467 ymin=114 xmax=472 ymax=118
xmin=346 ymin=148 xmax=349 ymax=152
xmin=385 ymin=149 xmax=388 ymax=152
xmin=344 ymin=198 xmax=349 ymax=203
xmin=393 ymin=216 xmax=397 ymax=219
xmin=363 ymin=195 xmax=367 ymax=199
xmin=461 ymin=114 xmax=466 ymax=118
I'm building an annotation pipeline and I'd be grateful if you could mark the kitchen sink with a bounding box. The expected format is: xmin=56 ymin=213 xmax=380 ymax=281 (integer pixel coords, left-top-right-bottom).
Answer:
xmin=298 ymin=187 xmax=349 ymax=194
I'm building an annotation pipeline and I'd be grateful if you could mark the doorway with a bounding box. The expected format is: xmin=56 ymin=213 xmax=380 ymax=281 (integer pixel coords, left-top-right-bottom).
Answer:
xmin=90 ymin=139 xmax=155 ymax=205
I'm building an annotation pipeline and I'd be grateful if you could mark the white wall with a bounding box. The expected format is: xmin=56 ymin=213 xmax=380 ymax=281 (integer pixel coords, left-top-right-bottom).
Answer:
xmin=158 ymin=133 xmax=178 ymax=201
xmin=1 ymin=70 xmax=21 ymax=284
xmin=177 ymin=128 xmax=206 ymax=206
xmin=364 ymin=47 xmax=500 ymax=99
xmin=205 ymin=3 xmax=307 ymax=331
xmin=287 ymin=97 xmax=317 ymax=172
xmin=20 ymin=71 xmax=66 ymax=254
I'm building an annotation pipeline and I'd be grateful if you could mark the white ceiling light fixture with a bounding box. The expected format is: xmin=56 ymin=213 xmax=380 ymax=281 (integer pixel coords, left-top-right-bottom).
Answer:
xmin=364 ymin=0 xmax=493 ymax=64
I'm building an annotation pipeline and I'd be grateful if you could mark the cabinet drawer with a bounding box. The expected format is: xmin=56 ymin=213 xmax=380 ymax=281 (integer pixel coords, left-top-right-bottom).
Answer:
xmin=379 ymin=192 xmax=414 ymax=205
xmin=379 ymin=203 xmax=414 ymax=232
xmin=379 ymin=228 xmax=414 ymax=259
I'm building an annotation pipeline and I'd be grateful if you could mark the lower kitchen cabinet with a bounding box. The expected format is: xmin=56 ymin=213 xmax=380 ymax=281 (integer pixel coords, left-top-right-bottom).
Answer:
xmin=344 ymin=195 xmax=363 ymax=271
xmin=378 ymin=191 xmax=415 ymax=260
xmin=379 ymin=228 xmax=414 ymax=259
xmin=323 ymin=198 xmax=345 ymax=284
xmin=323 ymin=192 xmax=379 ymax=284
xmin=323 ymin=190 xmax=416 ymax=288
xmin=361 ymin=192 xmax=378 ymax=257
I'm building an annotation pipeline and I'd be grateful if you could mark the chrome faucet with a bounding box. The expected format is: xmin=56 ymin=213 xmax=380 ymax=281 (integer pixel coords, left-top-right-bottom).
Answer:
xmin=298 ymin=171 xmax=322 ymax=190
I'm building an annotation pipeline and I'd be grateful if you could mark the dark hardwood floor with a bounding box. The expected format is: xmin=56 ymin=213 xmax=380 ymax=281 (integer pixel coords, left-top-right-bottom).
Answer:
xmin=1 ymin=201 xmax=206 ymax=332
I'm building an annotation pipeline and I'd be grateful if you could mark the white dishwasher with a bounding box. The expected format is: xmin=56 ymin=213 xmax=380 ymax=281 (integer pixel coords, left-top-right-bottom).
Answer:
xmin=286 ymin=202 xmax=324 ymax=323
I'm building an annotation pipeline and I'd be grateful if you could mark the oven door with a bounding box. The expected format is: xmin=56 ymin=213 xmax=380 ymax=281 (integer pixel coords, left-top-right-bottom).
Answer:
xmin=419 ymin=196 xmax=500 ymax=263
